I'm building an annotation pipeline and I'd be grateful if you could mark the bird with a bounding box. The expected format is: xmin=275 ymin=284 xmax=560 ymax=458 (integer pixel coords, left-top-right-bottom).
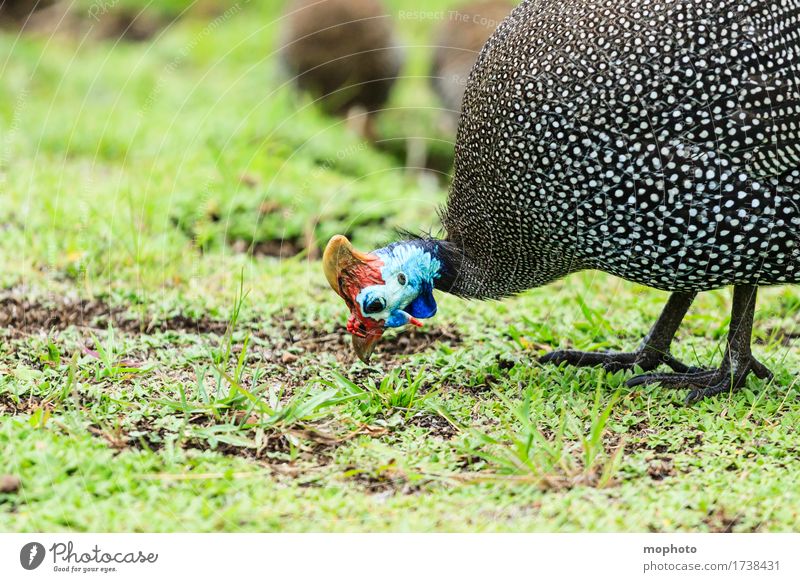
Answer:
xmin=278 ymin=0 xmax=404 ymax=141
xmin=430 ymin=0 xmax=516 ymax=129
xmin=0 ymin=0 xmax=55 ymax=25
xmin=323 ymin=0 xmax=800 ymax=404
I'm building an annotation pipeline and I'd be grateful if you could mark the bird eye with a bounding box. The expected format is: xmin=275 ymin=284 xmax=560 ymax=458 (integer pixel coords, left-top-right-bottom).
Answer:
xmin=397 ymin=272 xmax=407 ymax=286
xmin=363 ymin=297 xmax=386 ymax=314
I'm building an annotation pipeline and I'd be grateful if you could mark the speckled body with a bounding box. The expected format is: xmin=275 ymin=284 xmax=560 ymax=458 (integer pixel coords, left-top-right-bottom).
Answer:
xmin=442 ymin=0 xmax=800 ymax=299
xmin=279 ymin=0 xmax=403 ymax=115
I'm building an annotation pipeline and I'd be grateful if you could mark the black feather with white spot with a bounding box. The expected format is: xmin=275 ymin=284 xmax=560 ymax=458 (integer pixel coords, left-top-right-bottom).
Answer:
xmin=441 ymin=0 xmax=800 ymax=299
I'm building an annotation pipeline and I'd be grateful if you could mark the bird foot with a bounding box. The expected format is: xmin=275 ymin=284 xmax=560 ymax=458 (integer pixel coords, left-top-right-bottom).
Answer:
xmin=540 ymin=348 xmax=700 ymax=374
xmin=626 ymin=356 xmax=773 ymax=404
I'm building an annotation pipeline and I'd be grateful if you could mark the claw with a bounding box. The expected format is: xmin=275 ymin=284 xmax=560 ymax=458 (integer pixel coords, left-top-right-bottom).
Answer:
xmin=626 ymin=369 xmax=717 ymax=389
xmin=626 ymin=355 xmax=774 ymax=404
xmin=540 ymin=348 xmax=694 ymax=375
xmin=751 ymin=359 xmax=774 ymax=380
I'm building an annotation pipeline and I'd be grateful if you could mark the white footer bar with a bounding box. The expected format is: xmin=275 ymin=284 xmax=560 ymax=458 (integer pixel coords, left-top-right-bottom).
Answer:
xmin=1 ymin=533 xmax=797 ymax=581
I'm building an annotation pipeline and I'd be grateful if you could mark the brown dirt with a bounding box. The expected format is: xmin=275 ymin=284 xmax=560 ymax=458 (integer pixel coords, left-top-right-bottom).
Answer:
xmin=0 ymin=291 xmax=229 ymax=337
xmin=0 ymin=393 xmax=46 ymax=415
xmin=231 ymin=237 xmax=305 ymax=259
xmin=0 ymin=287 xmax=463 ymax=391
xmin=290 ymin=322 xmax=463 ymax=365
xmin=409 ymin=412 xmax=458 ymax=439
xmin=341 ymin=461 xmax=422 ymax=494
xmin=622 ymin=417 xmax=704 ymax=455
xmin=95 ymin=413 xmax=387 ymax=466
xmin=0 ymin=288 xmax=464 ymax=467
xmin=646 ymin=456 xmax=675 ymax=481
xmin=381 ymin=326 xmax=463 ymax=357
xmin=704 ymin=508 xmax=741 ymax=533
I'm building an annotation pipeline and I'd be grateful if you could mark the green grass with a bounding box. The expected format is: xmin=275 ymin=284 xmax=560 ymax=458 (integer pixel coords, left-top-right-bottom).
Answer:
xmin=2 ymin=0 xmax=800 ymax=532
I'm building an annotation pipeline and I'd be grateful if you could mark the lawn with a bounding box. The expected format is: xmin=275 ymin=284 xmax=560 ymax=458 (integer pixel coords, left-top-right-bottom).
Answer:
xmin=1 ymin=0 xmax=799 ymax=532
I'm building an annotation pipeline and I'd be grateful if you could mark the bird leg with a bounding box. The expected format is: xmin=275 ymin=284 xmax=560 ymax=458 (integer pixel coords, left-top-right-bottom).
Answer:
xmin=540 ymin=291 xmax=698 ymax=373
xmin=626 ymin=285 xmax=773 ymax=404
xmin=345 ymin=106 xmax=379 ymax=143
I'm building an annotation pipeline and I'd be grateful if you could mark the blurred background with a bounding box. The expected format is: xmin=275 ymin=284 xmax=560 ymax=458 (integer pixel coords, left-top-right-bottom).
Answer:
xmin=0 ymin=0 xmax=517 ymax=291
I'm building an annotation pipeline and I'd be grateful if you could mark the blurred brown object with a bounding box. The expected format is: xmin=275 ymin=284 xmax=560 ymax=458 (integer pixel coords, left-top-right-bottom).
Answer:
xmin=278 ymin=0 xmax=404 ymax=140
xmin=1 ymin=0 xmax=164 ymax=41
xmin=431 ymin=0 xmax=515 ymax=129
xmin=0 ymin=0 xmax=56 ymax=23
xmin=0 ymin=474 xmax=21 ymax=493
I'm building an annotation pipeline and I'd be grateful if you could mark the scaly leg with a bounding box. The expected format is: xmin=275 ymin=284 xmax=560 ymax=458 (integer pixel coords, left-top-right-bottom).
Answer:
xmin=627 ymin=285 xmax=773 ymax=404
xmin=540 ymin=291 xmax=698 ymax=373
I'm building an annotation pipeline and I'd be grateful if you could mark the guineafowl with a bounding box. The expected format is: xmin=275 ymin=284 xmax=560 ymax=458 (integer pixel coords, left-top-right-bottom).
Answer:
xmin=323 ymin=0 xmax=800 ymax=404
xmin=430 ymin=0 xmax=515 ymax=128
xmin=278 ymin=0 xmax=404 ymax=140
xmin=0 ymin=0 xmax=55 ymax=24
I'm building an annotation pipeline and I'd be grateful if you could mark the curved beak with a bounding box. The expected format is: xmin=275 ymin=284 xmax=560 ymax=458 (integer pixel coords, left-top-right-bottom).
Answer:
xmin=323 ymin=235 xmax=386 ymax=361
xmin=352 ymin=329 xmax=383 ymax=363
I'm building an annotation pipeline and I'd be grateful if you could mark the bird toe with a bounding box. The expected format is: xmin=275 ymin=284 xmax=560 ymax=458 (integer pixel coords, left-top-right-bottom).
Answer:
xmin=626 ymin=369 xmax=718 ymax=390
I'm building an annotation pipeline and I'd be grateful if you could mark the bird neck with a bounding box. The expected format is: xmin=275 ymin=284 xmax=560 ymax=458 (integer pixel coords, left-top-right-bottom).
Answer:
xmin=419 ymin=237 xmax=580 ymax=300
xmin=430 ymin=239 xmax=505 ymax=300
xmin=399 ymin=237 xmax=506 ymax=300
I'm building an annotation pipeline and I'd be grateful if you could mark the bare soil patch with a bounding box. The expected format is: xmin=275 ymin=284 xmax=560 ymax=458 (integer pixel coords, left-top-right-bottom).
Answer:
xmin=703 ymin=508 xmax=741 ymax=533
xmin=291 ymin=324 xmax=462 ymax=364
xmin=341 ymin=461 xmax=423 ymax=495
xmin=0 ymin=393 xmax=45 ymax=416
xmin=646 ymin=457 xmax=675 ymax=481
xmin=0 ymin=291 xmax=229 ymax=337
xmin=410 ymin=412 xmax=458 ymax=439
xmin=232 ymin=237 xmax=305 ymax=258
xmin=0 ymin=288 xmax=465 ymax=469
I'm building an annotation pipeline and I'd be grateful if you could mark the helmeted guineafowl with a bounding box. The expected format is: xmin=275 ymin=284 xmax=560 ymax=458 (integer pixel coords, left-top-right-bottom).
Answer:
xmin=430 ymin=0 xmax=516 ymax=128
xmin=0 ymin=0 xmax=55 ymax=23
xmin=278 ymin=0 xmax=404 ymax=140
xmin=323 ymin=0 xmax=800 ymax=404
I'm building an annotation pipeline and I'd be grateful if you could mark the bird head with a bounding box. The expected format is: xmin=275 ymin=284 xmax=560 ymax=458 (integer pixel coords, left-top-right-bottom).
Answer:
xmin=323 ymin=235 xmax=441 ymax=362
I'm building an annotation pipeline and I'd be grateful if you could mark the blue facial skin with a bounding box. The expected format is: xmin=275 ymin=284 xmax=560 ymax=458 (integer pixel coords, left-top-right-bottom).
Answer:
xmin=355 ymin=242 xmax=442 ymax=328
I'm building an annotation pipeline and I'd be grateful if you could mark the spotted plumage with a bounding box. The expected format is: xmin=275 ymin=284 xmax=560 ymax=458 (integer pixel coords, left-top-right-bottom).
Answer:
xmin=324 ymin=0 xmax=800 ymax=402
xmin=445 ymin=0 xmax=800 ymax=298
